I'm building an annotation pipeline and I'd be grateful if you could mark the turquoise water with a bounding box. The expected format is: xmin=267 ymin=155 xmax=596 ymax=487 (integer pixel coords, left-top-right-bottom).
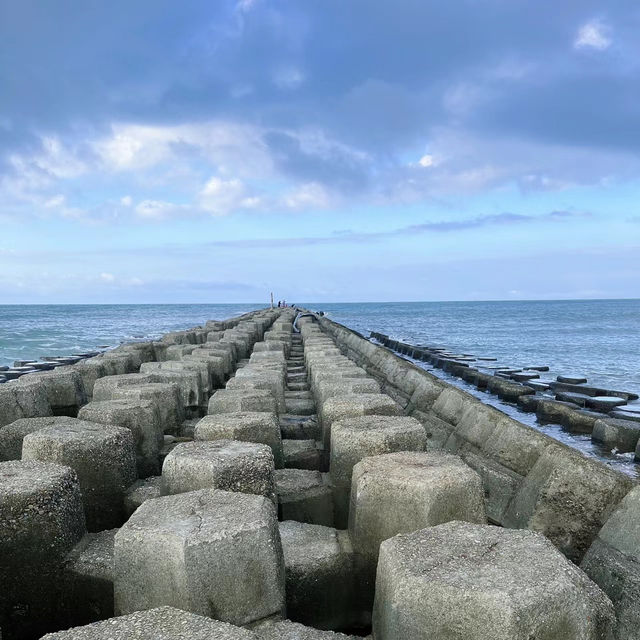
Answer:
xmin=1 ymin=300 xmax=638 ymax=397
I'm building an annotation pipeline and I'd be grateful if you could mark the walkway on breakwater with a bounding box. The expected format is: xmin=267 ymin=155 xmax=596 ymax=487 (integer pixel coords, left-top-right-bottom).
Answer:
xmin=1 ymin=307 xmax=639 ymax=640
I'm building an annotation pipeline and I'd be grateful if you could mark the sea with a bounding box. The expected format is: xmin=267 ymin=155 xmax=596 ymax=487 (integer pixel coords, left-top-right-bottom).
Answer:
xmin=1 ymin=300 xmax=639 ymax=474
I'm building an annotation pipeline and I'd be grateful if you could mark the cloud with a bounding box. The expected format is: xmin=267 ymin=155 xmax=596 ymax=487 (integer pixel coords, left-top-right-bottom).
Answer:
xmin=197 ymin=176 xmax=261 ymax=215
xmin=574 ymin=20 xmax=612 ymax=51
xmin=135 ymin=200 xmax=190 ymax=220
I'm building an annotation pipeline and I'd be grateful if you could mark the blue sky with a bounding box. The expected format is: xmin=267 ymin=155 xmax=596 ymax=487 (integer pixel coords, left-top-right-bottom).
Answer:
xmin=1 ymin=0 xmax=639 ymax=303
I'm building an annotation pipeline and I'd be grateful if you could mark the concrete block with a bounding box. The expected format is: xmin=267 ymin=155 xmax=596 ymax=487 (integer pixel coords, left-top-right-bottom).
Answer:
xmin=254 ymin=619 xmax=361 ymax=639
xmin=314 ymin=378 xmax=380 ymax=408
xmin=69 ymin=359 xmax=109 ymax=398
xmin=0 ymin=379 xmax=52 ymax=428
xmin=581 ymin=486 xmax=640 ymax=639
xmin=349 ymin=452 xmax=486 ymax=569
xmin=227 ymin=371 xmax=286 ymax=414
xmin=283 ymin=439 xmax=322 ymax=471
xmin=330 ymin=415 xmax=425 ymax=527
xmin=22 ymin=419 xmax=137 ymax=531
xmin=78 ymin=399 xmax=163 ymax=477
xmin=112 ymin=383 xmax=184 ymax=433
xmin=194 ymin=412 xmax=283 ymax=469
xmin=279 ymin=521 xmax=364 ymax=630
xmin=63 ymin=529 xmax=117 ymax=627
xmin=19 ymin=370 xmax=88 ymax=416
xmin=0 ymin=460 xmax=86 ymax=639
xmin=373 ymin=522 xmax=615 ymax=640
xmin=0 ymin=416 xmax=75 ymax=461
xmin=92 ymin=373 xmax=154 ymax=402
xmin=141 ymin=360 xmax=211 ymax=396
xmin=146 ymin=368 xmax=205 ymax=412
xmin=114 ymin=489 xmax=285 ymax=625
xmin=41 ymin=606 xmax=256 ymax=639
xmin=320 ymin=393 xmax=402 ymax=450
xmin=275 ymin=469 xmax=333 ymax=526
xmin=209 ymin=389 xmax=278 ymax=415
xmin=503 ymin=444 xmax=633 ymax=562
xmin=124 ymin=476 xmax=162 ymax=516
xmin=161 ymin=440 xmax=275 ymax=502
xmin=592 ymin=417 xmax=640 ymax=453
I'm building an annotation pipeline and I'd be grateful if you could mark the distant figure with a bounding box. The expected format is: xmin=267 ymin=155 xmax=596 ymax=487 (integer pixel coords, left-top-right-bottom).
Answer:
xmin=277 ymin=301 xmax=281 ymax=307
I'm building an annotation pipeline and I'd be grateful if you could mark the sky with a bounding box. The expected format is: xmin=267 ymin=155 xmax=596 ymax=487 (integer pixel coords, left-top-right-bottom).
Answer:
xmin=1 ymin=0 xmax=639 ymax=304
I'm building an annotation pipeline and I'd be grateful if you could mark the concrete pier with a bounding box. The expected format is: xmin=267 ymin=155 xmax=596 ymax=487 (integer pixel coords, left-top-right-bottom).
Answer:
xmin=0 ymin=306 xmax=637 ymax=639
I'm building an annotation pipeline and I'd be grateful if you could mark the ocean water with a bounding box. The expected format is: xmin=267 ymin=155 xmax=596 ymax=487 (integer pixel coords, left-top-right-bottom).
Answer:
xmin=1 ymin=300 xmax=639 ymax=473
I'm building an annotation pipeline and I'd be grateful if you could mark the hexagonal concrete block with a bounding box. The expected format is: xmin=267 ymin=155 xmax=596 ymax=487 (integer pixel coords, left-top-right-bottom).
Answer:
xmin=279 ymin=521 xmax=364 ymax=631
xmin=320 ymin=394 xmax=403 ymax=450
xmin=208 ymin=389 xmax=278 ymax=415
xmin=1 ymin=460 xmax=86 ymax=639
xmin=114 ymin=489 xmax=285 ymax=626
xmin=22 ymin=419 xmax=137 ymax=531
xmin=78 ymin=399 xmax=163 ymax=477
xmin=275 ymin=469 xmax=333 ymax=526
xmin=194 ymin=412 xmax=283 ymax=469
xmin=162 ymin=440 xmax=276 ymax=502
xmin=349 ymin=451 xmax=486 ymax=596
xmin=373 ymin=522 xmax=615 ymax=640
xmin=330 ymin=415 xmax=426 ymax=527
xmin=41 ymin=606 xmax=256 ymax=639
xmin=63 ymin=528 xmax=117 ymax=627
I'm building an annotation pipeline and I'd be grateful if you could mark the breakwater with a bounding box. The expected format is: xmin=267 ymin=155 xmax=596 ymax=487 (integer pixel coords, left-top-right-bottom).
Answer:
xmin=1 ymin=307 xmax=639 ymax=639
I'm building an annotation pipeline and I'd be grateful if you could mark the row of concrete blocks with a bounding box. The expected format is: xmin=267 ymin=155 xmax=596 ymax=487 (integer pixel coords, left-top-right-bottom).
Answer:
xmin=0 ymin=308 xmax=284 ymax=639
xmin=327 ymin=317 xmax=640 ymax=639
xmin=1 ymin=308 xmax=619 ymax=640
xmin=375 ymin=333 xmax=640 ymax=457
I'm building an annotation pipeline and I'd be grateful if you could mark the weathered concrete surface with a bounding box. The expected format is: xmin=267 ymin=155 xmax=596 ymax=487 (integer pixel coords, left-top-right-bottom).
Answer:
xmin=0 ymin=416 xmax=76 ymax=461
xmin=349 ymin=451 xmax=486 ymax=566
xmin=63 ymin=528 xmax=117 ymax=627
xmin=195 ymin=412 xmax=283 ymax=468
xmin=592 ymin=417 xmax=640 ymax=453
xmin=330 ymin=415 xmax=426 ymax=527
xmin=78 ymin=399 xmax=163 ymax=477
xmin=275 ymin=469 xmax=333 ymax=526
xmin=279 ymin=521 xmax=364 ymax=631
xmin=582 ymin=486 xmax=640 ymax=639
xmin=1 ymin=460 xmax=86 ymax=640
xmin=209 ymin=389 xmax=278 ymax=415
xmin=124 ymin=476 xmax=162 ymax=516
xmin=18 ymin=369 xmax=88 ymax=417
xmin=41 ymin=606 xmax=256 ymax=639
xmin=22 ymin=419 xmax=137 ymax=531
xmin=373 ymin=522 xmax=615 ymax=640
xmin=0 ymin=379 xmax=52 ymax=428
xmin=254 ymin=619 xmax=361 ymax=639
xmin=161 ymin=440 xmax=275 ymax=502
xmin=114 ymin=489 xmax=285 ymax=626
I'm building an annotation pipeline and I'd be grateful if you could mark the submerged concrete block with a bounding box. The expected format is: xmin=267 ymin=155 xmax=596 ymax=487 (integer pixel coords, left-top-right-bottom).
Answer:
xmin=330 ymin=415 xmax=426 ymax=527
xmin=41 ymin=606 xmax=255 ymax=639
xmin=592 ymin=417 xmax=640 ymax=453
xmin=582 ymin=486 xmax=640 ymax=640
xmin=373 ymin=522 xmax=615 ymax=640
xmin=275 ymin=469 xmax=333 ymax=526
xmin=279 ymin=521 xmax=363 ymax=631
xmin=161 ymin=440 xmax=275 ymax=502
xmin=349 ymin=452 xmax=486 ymax=569
xmin=195 ymin=412 xmax=283 ymax=469
xmin=78 ymin=399 xmax=163 ymax=477
xmin=1 ymin=460 xmax=86 ymax=639
xmin=22 ymin=419 xmax=137 ymax=531
xmin=63 ymin=528 xmax=117 ymax=627
xmin=114 ymin=489 xmax=285 ymax=626
xmin=208 ymin=388 xmax=278 ymax=415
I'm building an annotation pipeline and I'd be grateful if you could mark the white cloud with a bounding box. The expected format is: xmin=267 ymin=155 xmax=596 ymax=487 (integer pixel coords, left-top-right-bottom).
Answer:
xmin=282 ymin=182 xmax=331 ymax=210
xmin=44 ymin=194 xmax=65 ymax=208
xmin=120 ymin=195 xmax=133 ymax=206
xmin=574 ymin=20 xmax=612 ymax=51
xmin=198 ymin=176 xmax=261 ymax=215
xmin=100 ymin=272 xmax=115 ymax=282
xmin=418 ymin=154 xmax=434 ymax=168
